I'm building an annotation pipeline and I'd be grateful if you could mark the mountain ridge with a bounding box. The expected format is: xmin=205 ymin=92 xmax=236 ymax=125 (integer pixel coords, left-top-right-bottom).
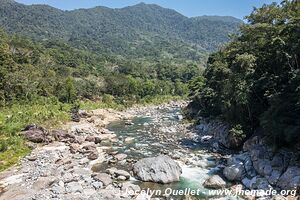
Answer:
xmin=0 ymin=0 xmax=243 ymax=60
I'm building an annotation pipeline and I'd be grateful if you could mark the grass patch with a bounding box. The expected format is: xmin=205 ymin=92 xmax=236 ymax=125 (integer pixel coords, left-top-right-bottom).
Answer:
xmin=0 ymin=137 xmax=31 ymax=171
xmin=79 ymin=100 xmax=126 ymax=111
xmin=0 ymin=97 xmax=71 ymax=172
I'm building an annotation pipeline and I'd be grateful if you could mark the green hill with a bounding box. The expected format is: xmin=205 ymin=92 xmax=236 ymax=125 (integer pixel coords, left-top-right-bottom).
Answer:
xmin=0 ymin=0 xmax=242 ymax=61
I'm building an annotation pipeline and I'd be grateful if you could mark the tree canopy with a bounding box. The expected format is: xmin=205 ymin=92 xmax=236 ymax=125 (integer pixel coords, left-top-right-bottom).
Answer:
xmin=189 ymin=0 xmax=300 ymax=148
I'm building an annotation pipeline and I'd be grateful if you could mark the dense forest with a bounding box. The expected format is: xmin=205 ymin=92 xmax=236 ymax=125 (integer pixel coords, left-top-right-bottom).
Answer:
xmin=0 ymin=0 xmax=243 ymax=106
xmin=188 ymin=0 xmax=300 ymax=149
xmin=0 ymin=0 xmax=242 ymax=61
xmin=0 ymin=29 xmax=202 ymax=106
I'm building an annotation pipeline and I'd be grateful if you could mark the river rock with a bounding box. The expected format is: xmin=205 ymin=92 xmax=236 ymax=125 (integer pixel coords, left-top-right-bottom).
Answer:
xmin=32 ymin=176 xmax=57 ymax=190
xmin=98 ymin=133 xmax=117 ymax=141
xmin=107 ymin=168 xmax=130 ymax=180
xmin=93 ymin=173 xmax=112 ymax=186
xmin=121 ymin=182 xmax=141 ymax=196
xmin=241 ymin=178 xmax=252 ymax=189
xmin=51 ymin=129 xmax=68 ymax=141
xmin=114 ymin=154 xmax=128 ymax=161
xmin=82 ymin=143 xmax=97 ymax=151
xmin=223 ymin=163 xmax=245 ymax=181
xmin=125 ymin=121 xmax=134 ymax=126
xmin=27 ymin=155 xmax=37 ymax=161
xmin=85 ymin=135 xmax=96 ymax=142
xmin=23 ymin=127 xmax=48 ymax=143
xmin=248 ymin=176 xmax=272 ymax=190
xmin=277 ymin=166 xmax=300 ymax=190
xmin=88 ymin=152 xmax=99 ymax=160
xmin=69 ymin=143 xmax=80 ymax=154
xmin=95 ymin=137 xmax=102 ymax=144
xmin=125 ymin=137 xmax=135 ymax=143
xmin=92 ymin=181 xmax=103 ymax=190
xmin=133 ymin=155 xmax=182 ymax=184
xmin=65 ymin=182 xmax=83 ymax=193
xmin=78 ymin=109 xmax=91 ymax=118
xmin=71 ymin=123 xmax=100 ymax=135
xmin=203 ymin=175 xmax=227 ymax=189
xmin=176 ymin=115 xmax=183 ymax=121
xmin=230 ymin=184 xmax=244 ymax=195
xmin=200 ymin=135 xmax=213 ymax=143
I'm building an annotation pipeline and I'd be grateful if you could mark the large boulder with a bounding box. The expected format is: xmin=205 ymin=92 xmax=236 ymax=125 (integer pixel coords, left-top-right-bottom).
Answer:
xmin=277 ymin=166 xmax=300 ymax=190
xmin=223 ymin=163 xmax=245 ymax=181
xmin=203 ymin=175 xmax=227 ymax=189
xmin=23 ymin=125 xmax=51 ymax=143
xmin=248 ymin=176 xmax=272 ymax=190
xmin=133 ymin=155 xmax=182 ymax=184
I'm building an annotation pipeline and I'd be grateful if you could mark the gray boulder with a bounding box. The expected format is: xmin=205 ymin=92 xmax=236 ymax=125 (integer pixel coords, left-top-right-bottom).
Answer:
xmin=23 ymin=126 xmax=49 ymax=143
xmin=93 ymin=173 xmax=112 ymax=186
xmin=106 ymin=168 xmax=130 ymax=180
xmin=203 ymin=175 xmax=227 ymax=189
xmin=248 ymin=176 xmax=272 ymax=190
xmin=267 ymin=170 xmax=282 ymax=185
xmin=277 ymin=166 xmax=300 ymax=190
xmin=133 ymin=155 xmax=182 ymax=184
xmin=223 ymin=163 xmax=245 ymax=181
xmin=65 ymin=182 xmax=83 ymax=193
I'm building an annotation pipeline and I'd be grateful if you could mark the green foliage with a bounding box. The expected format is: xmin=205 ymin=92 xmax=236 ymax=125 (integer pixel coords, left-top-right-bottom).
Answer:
xmin=139 ymin=95 xmax=184 ymax=105
xmin=64 ymin=77 xmax=77 ymax=103
xmin=0 ymin=1 xmax=242 ymax=60
xmin=0 ymin=139 xmax=30 ymax=171
xmin=0 ymin=29 xmax=200 ymax=106
xmin=190 ymin=0 xmax=300 ymax=148
xmin=0 ymin=97 xmax=72 ymax=171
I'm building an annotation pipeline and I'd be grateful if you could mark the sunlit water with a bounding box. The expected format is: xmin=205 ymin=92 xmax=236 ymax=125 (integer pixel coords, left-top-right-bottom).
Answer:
xmin=105 ymin=107 xmax=222 ymax=199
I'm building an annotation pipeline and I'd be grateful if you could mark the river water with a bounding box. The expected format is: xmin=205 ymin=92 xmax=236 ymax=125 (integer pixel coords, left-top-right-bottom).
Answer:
xmin=105 ymin=105 xmax=223 ymax=199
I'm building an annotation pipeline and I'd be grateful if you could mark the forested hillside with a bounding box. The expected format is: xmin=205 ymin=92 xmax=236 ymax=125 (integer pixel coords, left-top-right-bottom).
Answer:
xmin=189 ymin=0 xmax=300 ymax=149
xmin=0 ymin=0 xmax=242 ymax=61
xmin=0 ymin=29 xmax=202 ymax=106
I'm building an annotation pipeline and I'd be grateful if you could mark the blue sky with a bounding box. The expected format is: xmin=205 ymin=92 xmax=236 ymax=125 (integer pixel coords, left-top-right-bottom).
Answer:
xmin=15 ymin=0 xmax=282 ymax=19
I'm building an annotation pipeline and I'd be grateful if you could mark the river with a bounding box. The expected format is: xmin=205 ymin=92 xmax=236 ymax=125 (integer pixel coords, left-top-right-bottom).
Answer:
xmin=0 ymin=102 xmax=227 ymax=200
xmin=105 ymin=103 xmax=223 ymax=199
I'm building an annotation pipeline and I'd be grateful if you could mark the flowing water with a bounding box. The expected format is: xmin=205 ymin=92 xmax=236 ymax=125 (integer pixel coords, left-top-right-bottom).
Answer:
xmin=105 ymin=105 xmax=224 ymax=199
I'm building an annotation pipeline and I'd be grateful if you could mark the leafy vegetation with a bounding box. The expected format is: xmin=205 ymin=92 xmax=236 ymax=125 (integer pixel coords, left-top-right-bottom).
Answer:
xmin=189 ymin=0 xmax=300 ymax=149
xmin=0 ymin=28 xmax=201 ymax=106
xmin=0 ymin=1 xmax=242 ymax=61
xmin=0 ymin=97 xmax=70 ymax=171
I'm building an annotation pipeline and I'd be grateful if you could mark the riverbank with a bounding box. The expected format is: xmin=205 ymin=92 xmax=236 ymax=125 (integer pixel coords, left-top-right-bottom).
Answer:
xmin=2 ymin=100 xmax=210 ymax=200
xmin=1 ymin=100 xmax=298 ymax=200
xmin=194 ymin=119 xmax=300 ymax=199
xmin=0 ymin=95 xmax=183 ymax=172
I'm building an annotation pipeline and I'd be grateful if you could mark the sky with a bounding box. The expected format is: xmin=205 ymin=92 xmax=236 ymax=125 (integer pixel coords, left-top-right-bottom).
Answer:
xmin=15 ymin=0 xmax=282 ymax=19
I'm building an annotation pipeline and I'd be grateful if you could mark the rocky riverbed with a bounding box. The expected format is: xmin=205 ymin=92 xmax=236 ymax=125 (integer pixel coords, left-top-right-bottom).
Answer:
xmin=0 ymin=102 xmax=298 ymax=200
